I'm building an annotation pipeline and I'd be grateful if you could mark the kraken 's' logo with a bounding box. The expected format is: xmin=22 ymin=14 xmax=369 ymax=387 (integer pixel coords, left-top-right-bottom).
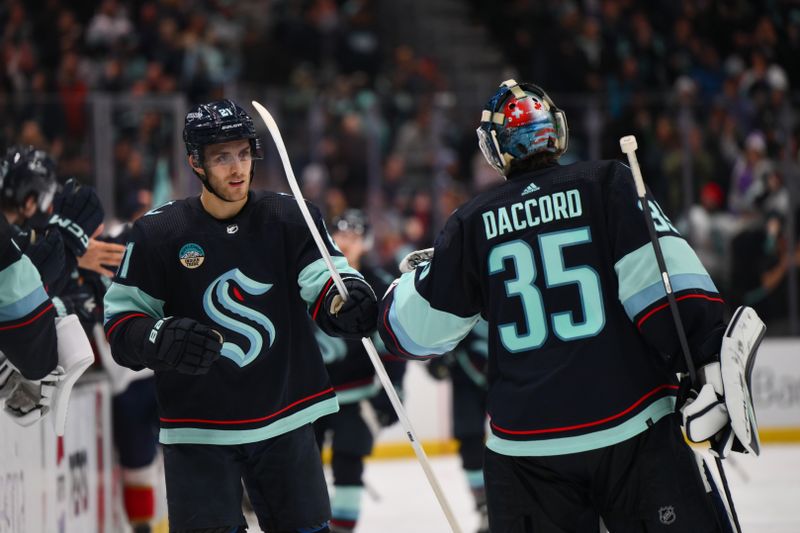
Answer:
xmin=203 ymin=268 xmax=275 ymax=367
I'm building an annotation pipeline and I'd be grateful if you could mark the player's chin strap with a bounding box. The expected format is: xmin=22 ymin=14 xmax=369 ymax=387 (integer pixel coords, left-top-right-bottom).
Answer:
xmin=192 ymin=160 xmax=256 ymax=203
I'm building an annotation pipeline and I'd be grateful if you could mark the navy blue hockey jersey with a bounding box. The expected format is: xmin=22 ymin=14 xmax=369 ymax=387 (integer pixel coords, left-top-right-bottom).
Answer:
xmin=379 ymin=161 xmax=725 ymax=457
xmin=104 ymin=191 xmax=364 ymax=445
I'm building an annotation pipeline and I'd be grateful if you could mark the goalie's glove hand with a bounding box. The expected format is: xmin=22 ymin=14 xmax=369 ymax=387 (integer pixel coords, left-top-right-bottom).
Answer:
xmin=399 ymin=247 xmax=434 ymax=273
xmin=370 ymin=389 xmax=400 ymax=428
xmin=319 ymin=276 xmax=377 ymax=339
xmin=49 ymin=179 xmax=104 ymax=256
xmin=145 ymin=317 xmax=222 ymax=375
xmin=680 ymin=362 xmax=731 ymax=446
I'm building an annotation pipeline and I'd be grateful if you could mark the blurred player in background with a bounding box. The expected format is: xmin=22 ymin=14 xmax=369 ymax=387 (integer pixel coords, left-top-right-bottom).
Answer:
xmin=378 ymin=79 xmax=749 ymax=532
xmin=104 ymin=99 xmax=379 ymax=533
xmin=312 ymin=209 xmax=406 ymax=533
xmin=426 ymin=321 xmax=490 ymax=533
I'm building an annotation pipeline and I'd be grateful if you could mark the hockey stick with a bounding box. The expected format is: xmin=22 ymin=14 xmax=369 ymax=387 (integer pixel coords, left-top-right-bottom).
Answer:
xmin=619 ymin=135 xmax=742 ymax=533
xmin=253 ymin=101 xmax=463 ymax=533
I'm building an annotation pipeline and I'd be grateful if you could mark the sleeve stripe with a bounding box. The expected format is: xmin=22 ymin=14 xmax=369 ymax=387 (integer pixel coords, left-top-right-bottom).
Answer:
xmin=0 ymin=285 xmax=50 ymax=322
xmin=0 ymin=255 xmax=47 ymax=308
xmin=387 ymin=271 xmax=479 ymax=356
xmin=636 ymin=294 xmax=724 ymax=329
xmin=103 ymin=282 xmax=165 ymax=323
xmin=297 ymin=256 xmax=360 ymax=307
xmin=105 ymin=312 xmax=147 ymax=339
xmin=615 ymin=236 xmax=714 ymax=304
xmin=311 ymin=277 xmax=334 ymax=320
xmin=622 ymin=273 xmax=718 ymax=320
xmin=0 ymin=302 xmax=54 ymax=331
xmin=381 ymin=299 xmax=433 ymax=360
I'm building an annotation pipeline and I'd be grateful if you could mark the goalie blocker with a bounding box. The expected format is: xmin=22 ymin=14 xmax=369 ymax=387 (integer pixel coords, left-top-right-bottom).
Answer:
xmin=681 ymin=306 xmax=766 ymax=457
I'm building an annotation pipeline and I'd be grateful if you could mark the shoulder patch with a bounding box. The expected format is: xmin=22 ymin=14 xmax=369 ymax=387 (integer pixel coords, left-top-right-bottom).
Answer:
xmin=179 ymin=243 xmax=205 ymax=269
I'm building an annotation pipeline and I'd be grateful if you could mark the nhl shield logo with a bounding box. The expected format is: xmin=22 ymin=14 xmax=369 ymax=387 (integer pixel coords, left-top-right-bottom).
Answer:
xmin=658 ymin=506 xmax=676 ymax=525
xmin=179 ymin=243 xmax=205 ymax=269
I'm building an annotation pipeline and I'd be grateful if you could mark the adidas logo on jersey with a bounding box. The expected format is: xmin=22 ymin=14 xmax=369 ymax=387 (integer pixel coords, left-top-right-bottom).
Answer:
xmin=521 ymin=183 xmax=540 ymax=196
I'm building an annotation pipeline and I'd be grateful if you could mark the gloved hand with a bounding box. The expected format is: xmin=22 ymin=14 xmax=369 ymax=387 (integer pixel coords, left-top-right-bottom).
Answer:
xmin=680 ymin=363 xmax=730 ymax=444
xmin=25 ymin=229 xmax=66 ymax=286
xmin=318 ymin=276 xmax=378 ymax=339
xmin=426 ymin=353 xmax=455 ymax=381
xmin=52 ymin=291 xmax=100 ymax=328
xmin=144 ymin=317 xmax=222 ymax=375
xmin=370 ymin=389 xmax=400 ymax=427
xmin=49 ymin=179 xmax=104 ymax=256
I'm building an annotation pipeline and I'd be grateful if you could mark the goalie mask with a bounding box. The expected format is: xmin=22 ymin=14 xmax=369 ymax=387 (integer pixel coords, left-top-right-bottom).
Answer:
xmin=476 ymin=79 xmax=568 ymax=176
xmin=0 ymin=145 xmax=58 ymax=213
xmin=183 ymin=99 xmax=264 ymax=201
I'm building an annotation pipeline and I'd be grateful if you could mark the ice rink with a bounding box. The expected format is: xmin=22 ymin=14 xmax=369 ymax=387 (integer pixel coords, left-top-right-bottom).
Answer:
xmin=246 ymin=445 xmax=800 ymax=533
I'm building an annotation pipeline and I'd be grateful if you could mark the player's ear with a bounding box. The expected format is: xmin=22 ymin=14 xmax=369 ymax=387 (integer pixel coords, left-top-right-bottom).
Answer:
xmin=188 ymin=155 xmax=205 ymax=176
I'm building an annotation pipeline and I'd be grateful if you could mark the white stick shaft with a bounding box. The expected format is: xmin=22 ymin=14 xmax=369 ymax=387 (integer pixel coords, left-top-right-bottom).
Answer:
xmin=251 ymin=101 xmax=349 ymax=299
xmin=619 ymin=135 xmax=647 ymax=197
xmin=253 ymin=100 xmax=463 ymax=533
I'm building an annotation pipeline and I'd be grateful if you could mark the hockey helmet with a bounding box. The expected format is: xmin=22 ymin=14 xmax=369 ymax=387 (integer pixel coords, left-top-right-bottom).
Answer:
xmin=332 ymin=209 xmax=369 ymax=236
xmin=183 ymin=99 xmax=263 ymax=165
xmin=476 ymin=79 xmax=568 ymax=176
xmin=0 ymin=145 xmax=58 ymax=212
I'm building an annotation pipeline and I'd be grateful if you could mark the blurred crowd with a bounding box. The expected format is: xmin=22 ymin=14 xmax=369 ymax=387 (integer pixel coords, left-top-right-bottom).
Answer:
xmin=1 ymin=0 xmax=798 ymax=331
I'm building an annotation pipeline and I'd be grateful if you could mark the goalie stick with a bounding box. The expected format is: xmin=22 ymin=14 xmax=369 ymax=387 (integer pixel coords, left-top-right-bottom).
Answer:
xmin=252 ymin=100 xmax=463 ymax=533
xmin=620 ymin=135 xmax=742 ymax=533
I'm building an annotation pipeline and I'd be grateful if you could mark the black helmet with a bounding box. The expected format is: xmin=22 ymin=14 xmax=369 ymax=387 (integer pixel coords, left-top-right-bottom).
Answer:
xmin=183 ymin=99 xmax=263 ymax=164
xmin=332 ymin=209 xmax=369 ymax=236
xmin=183 ymin=99 xmax=264 ymax=201
xmin=0 ymin=145 xmax=58 ymax=212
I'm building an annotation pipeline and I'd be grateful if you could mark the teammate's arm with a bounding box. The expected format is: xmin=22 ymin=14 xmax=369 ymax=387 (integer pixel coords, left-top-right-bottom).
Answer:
xmin=378 ymin=214 xmax=482 ymax=360
xmin=0 ymin=215 xmax=58 ymax=379
xmin=103 ymin=222 xmax=221 ymax=374
xmin=607 ymin=161 xmax=725 ymax=371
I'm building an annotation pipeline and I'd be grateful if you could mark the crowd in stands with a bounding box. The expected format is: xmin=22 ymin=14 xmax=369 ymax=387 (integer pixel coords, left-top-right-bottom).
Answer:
xmin=1 ymin=0 xmax=798 ymax=331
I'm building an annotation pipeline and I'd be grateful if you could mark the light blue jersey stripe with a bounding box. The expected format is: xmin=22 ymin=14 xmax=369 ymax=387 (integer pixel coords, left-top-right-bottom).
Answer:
xmin=159 ymin=396 xmax=339 ymax=445
xmin=0 ymin=285 xmax=49 ymax=321
xmin=615 ymin=236 xmax=712 ymax=305
xmin=487 ymin=396 xmax=675 ymax=457
xmin=388 ymin=271 xmax=480 ymax=356
xmin=0 ymin=255 xmax=45 ymax=308
xmin=336 ymin=382 xmax=380 ymax=404
xmin=297 ymin=256 xmax=360 ymax=307
xmin=331 ymin=485 xmax=363 ymax=520
xmin=103 ymin=282 xmax=166 ymax=323
xmin=622 ymin=273 xmax=718 ymax=320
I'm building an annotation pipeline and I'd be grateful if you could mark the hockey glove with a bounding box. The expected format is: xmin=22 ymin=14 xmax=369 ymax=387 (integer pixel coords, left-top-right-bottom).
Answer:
xmin=680 ymin=363 xmax=730 ymax=445
xmin=426 ymin=352 xmax=455 ymax=381
xmin=49 ymin=179 xmax=104 ymax=256
xmin=318 ymin=276 xmax=378 ymax=339
xmin=52 ymin=291 xmax=100 ymax=329
xmin=144 ymin=317 xmax=223 ymax=375
xmin=399 ymin=247 xmax=434 ymax=273
xmin=25 ymin=229 xmax=66 ymax=287
xmin=3 ymin=374 xmax=56 ymax=427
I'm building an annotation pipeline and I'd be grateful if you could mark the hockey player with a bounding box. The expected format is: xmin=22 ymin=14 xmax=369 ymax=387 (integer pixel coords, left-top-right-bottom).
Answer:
xmin=379 ymin=80 xmax=751 ymax=532
xmin=426 ymin=321 xmax=490 ymax=533
xmin=312 ymin=209 xmax=406 ymax=533
xmin=104 ymin=99 xmax=379 ymax=533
